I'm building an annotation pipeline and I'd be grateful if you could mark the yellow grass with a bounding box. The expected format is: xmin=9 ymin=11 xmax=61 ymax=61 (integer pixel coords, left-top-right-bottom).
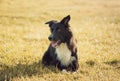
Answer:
xmin=0 ymin=0 xmax=120 ymax=81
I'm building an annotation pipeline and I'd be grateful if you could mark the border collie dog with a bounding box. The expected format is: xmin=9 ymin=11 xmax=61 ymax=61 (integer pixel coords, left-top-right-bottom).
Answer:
xmin=42 ymin=15 xmax=79 ymax=72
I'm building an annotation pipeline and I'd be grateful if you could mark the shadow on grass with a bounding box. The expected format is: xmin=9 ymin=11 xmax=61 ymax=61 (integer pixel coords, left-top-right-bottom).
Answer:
xmin=86 ymin=60 xmax=95 ymax=67
xmin=104 ymin=60 xmax=120 ymax=66
xmin=104 ymin=59 xmax=120 ymax=69
xmin=0 ymin=60 xmax=58 ymax=81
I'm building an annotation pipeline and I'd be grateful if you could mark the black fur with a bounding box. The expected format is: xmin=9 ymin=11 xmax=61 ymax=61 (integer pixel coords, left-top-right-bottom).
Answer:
xmin=42 ymin=15 xmax=79 ymax=72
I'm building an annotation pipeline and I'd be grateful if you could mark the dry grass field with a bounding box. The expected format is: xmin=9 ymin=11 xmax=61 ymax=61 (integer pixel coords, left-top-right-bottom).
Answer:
xmin=0 ymin=0 xmax=120 ymax=81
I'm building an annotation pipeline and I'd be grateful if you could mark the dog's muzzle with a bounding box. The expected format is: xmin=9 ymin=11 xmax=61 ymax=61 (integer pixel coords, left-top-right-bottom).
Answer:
xmin=51 ymin=40 xmax=61 ymax=47
xmin=48 ymin=34 xmax=53 ymax=41
xmin=48 ymin=34 xmax=61 ymax=47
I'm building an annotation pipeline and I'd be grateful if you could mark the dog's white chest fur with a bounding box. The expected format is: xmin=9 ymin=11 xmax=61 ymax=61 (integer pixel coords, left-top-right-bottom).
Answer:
xmin=56 ymin=43 xmax=71 ymax=66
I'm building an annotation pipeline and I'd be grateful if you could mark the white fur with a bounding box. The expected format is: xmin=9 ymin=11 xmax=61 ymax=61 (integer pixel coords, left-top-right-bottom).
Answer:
xmin=61 ymin=69 xmax=68 ymax=74
xmin=56 ymin=43 xmax=75 ymax=66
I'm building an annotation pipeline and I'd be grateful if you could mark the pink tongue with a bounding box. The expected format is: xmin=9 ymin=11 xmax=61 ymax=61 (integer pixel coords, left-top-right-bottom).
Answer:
xmin=51 ymin=42 xmax=57 ymax=47
xmin=51 ymin=40 xmax=60 ymax=47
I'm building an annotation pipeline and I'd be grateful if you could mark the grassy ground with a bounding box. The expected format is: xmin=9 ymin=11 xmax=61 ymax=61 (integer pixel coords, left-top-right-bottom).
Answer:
xmin=0 ymin=0 xmax=120 ymax=81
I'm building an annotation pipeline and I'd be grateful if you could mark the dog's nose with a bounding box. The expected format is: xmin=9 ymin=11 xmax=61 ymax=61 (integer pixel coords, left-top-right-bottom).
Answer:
xmin=48 ymin=34 xmax=53 ymax=41
xmin=48 ymin=36 xmax=52 ymax=41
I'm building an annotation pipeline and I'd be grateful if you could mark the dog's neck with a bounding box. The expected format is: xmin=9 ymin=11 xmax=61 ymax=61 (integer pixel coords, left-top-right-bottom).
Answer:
xmin=55 ymin=43 xmax=71 ymax=66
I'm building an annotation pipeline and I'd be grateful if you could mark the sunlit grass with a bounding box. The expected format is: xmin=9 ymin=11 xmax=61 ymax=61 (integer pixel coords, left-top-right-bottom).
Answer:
xmin=0 ymin=0 xmax=120 ymax=81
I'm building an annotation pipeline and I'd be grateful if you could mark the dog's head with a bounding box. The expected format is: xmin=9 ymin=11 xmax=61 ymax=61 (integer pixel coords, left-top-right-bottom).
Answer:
xmin=45 ymin=15 xmax=72 ymax=47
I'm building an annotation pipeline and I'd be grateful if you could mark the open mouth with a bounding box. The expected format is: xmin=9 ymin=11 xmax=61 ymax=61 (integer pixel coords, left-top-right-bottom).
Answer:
xmin=51 ymin=40 xmax=61 ymax=47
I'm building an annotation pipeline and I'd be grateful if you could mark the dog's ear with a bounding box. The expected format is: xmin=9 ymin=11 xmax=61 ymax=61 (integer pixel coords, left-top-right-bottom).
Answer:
xmin=60 ymin=15 xmax=70 ymax=26
xmin=45 ymin=20 xmax=57 ymax=27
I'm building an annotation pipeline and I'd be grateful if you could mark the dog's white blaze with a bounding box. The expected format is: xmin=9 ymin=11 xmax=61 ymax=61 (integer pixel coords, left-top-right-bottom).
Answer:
xmin=56 ymin=43 xmax=72 ymax=66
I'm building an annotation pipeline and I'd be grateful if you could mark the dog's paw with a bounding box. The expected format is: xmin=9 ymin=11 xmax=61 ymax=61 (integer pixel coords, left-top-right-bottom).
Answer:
xmin=73 ymin=71 xmax=77 ymax=74
xmin=61 ymin=69 xmax=68 ymax=74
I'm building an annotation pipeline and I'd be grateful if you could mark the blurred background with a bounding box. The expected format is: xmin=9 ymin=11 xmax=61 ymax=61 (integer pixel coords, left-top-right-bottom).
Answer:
xmin=0 ymin=0 xmax=120 ymax=81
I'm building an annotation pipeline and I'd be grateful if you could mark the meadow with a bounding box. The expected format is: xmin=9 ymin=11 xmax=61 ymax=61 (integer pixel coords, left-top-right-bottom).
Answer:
xmin=0 ymin=0 xmax=120 ymax=81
